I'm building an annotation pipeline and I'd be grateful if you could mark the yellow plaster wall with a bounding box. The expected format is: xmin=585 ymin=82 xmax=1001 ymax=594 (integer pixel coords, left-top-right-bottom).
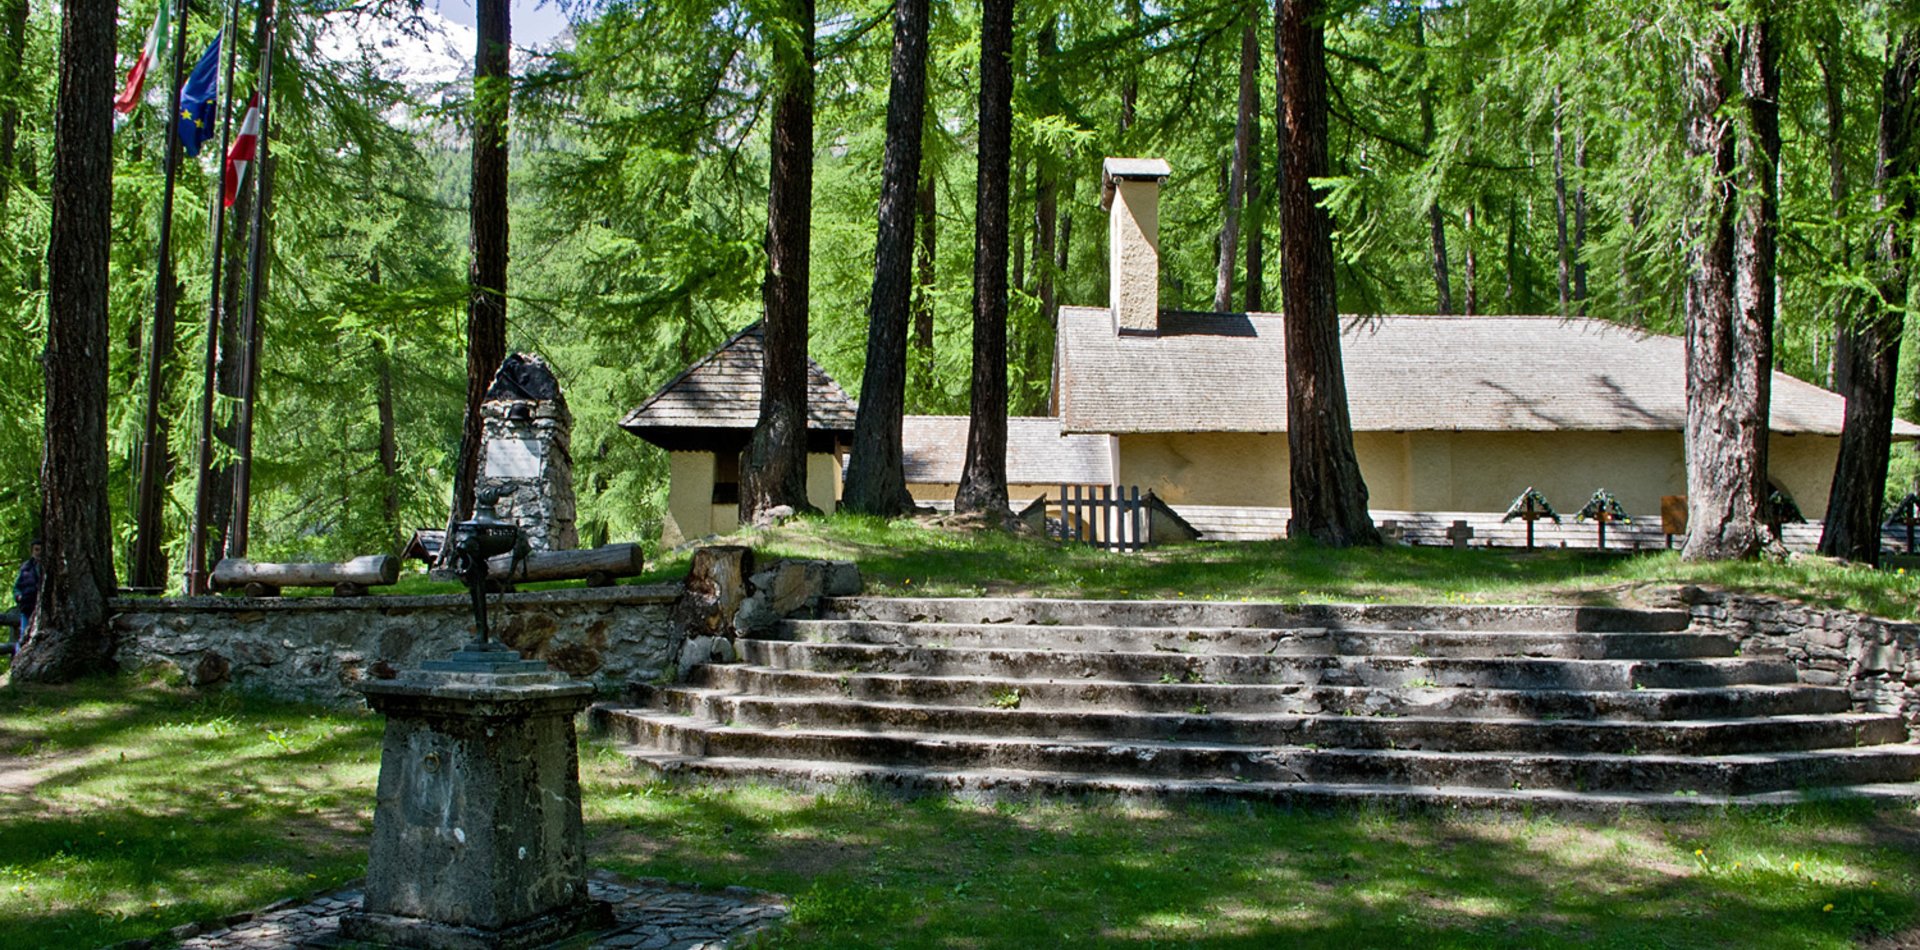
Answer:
xmin=1409 ymin=431 xmax=1686 ymax=515
xmin=1354 ymin=432 xmax=1412 ymax=510
xmin=1766 ymin=434 xmax=1839 ymax=519
xmin=807 ymin=452 xmax=843 ymax=515
xmin=664 ymin=452 xmax=717 ymax=546
xmin=1116 ymin=433 xmax=1289 ymax=506
xmin=1108 ymin=430 xmax=1702 ymax=516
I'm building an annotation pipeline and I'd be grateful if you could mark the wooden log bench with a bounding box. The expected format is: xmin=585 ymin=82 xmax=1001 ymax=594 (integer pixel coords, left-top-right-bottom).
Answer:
xmin=211 ymin=554 xmax=401 ymax=598
xmin=485 ymin=543 xmax=645 ymax=588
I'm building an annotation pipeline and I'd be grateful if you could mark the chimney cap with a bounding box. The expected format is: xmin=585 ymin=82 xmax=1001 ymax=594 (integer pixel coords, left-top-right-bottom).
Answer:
xmin=1101 ymin=157 xmax=1171 ymax=209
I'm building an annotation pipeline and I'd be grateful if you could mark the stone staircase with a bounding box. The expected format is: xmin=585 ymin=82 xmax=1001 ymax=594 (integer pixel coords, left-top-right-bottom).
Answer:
xmin=591 ymin=597 xmax=1920 ymax=813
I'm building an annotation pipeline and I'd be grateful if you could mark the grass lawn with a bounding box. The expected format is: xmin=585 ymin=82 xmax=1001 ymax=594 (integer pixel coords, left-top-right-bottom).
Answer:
xmin=649 ymin=514 xmax=1920 ymax=621
xmin=0 ymin=677 xmax=1914 ymax=949
xmin=176 ymin=514 xmax=1920 ymax=622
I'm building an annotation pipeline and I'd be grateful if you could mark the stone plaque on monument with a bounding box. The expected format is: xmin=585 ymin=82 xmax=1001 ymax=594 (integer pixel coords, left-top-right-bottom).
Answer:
xmin=483 ymin=438 xmax=544 ymax=478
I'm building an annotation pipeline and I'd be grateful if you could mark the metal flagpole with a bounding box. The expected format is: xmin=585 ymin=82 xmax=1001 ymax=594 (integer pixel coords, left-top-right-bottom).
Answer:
xmin=229 ymin=0 xmax=275 ymax=558
xmin=185 ymin=0 xmax=246 ymax=595
xmin=131 ymin=0 xmax=195 ymax=592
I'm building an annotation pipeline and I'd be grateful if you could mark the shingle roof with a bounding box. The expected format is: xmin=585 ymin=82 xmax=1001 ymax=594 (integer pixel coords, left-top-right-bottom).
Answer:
xmin=901 ymin=416 xmax=1113 ymax=485
xmin=620 ymin=322 xmax=858 ymax=449
xmin=1055 ymin=307 xmax=1918 ymax=437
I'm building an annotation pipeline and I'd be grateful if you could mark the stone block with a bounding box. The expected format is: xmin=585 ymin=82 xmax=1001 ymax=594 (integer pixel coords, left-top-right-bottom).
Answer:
xmin=732 ymin=596 xmax=781 ymax=638
xmin=764 ymin=561 xmax=823 ymax=616
xmin=1857 ymin=644 xmax=1906 ymax=676
xmin=823 ymin=561 xmax=863 ymax=597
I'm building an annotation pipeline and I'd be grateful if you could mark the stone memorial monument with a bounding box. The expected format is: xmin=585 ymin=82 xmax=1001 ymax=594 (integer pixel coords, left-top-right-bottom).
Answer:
xmin=341 ymin=496 xmax=611 ymax=948
xmin=478 ymin=353 xmax=578 ymax=553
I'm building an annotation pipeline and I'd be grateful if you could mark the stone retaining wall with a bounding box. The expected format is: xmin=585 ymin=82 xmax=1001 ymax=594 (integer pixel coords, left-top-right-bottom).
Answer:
xmin=1674 ymin=587 xmax=1920 ymax=731
xmin=111 ymin=585 xmax=682 ymax=706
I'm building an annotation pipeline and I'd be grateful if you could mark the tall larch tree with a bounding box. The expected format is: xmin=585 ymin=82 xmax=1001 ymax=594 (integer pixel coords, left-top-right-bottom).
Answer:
xmin=954 ymin=0 xmax=1014 ymax=519
xmin=1276 ymin=0 xmax=1378 ymax=546
xmin=449 ymin=0 xmax=510 ymax=528
xmin=741 ymin=0 xmax=817 ymax=519
xmin=1821 ymin=23 xmax=1920 ymax=563
xmin=1680 ymin=12 xmax=1770 ymax=562
xmin=1216 ymin=9 xmax=1260 ymax=312
xmin=14 ymin=0 xmax=117 ymax=682
xmin=842 ymin=0 xmax=929 ymax=516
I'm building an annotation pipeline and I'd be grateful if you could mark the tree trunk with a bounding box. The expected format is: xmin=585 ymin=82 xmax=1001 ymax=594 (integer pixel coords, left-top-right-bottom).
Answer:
xmin=842 ymin=0 xmax=927 ymax=518
xmin=1276 ymin=0 xmax=1377 ymax=547
xmin=0 ymin=0 xmax=28 ymax=212
xmin=740 ymin=0 xmax=817 ymax=520
xmin=1035 ymin=162 xmax=1057 ymax=324
xmin=1680 ymin=27 xmax=1765 ymax=561
xmin=14 ymin=0 xmax=117 ymax=682
xmin=1035 ymin=15 xmax=1061 ymax=325
xmin=1573 ymin=124 xmax=1589 ymax=312
xmin=1735 ymin=9 xmax=1781 ymax=553
xmin=1121 ymin=0 xmax=1141 ymax=133
xmin=1504 ymin=196 xmax=1519 ymax=308
xmin=913 ymin=173 xmax=936 ymax=377
xmin=449 ymin=0 xmax=510 ymax=533
xmin=130 ymin=0 xmax=193 ymax=590
xmin=207 ymin=176 xmax=250 ymax=559
xmin=1272 ymin=0 xmax=1288 ymax=262
xmin=1821 ymin=28 xmax=1920 ymax=564
xmin=1245 ymin=35 xmax=1264 ymax=312
xmin=1010 ymin=153 xmax=1026 ymax=295
xmin=1554 ymin=86 xmax=1571 ymax=316
xmin=376 ymin=335 xmax=401 ymax=554
xmin=1819 ymin=14 xmax=1852 ymax=392
xmin=954 ymin=0 xmax=1013 ymax=519
xmin=1215 ymin=19 xmax=1259 ymax=312
xmin=1415 ymin=9 xmax=1449 ymax=315
xmin=1462 ymin=203 xmax=1477 ymax=314
xmin=129 ymin=272 xmax=178 ymax=589
xmin=1056 ymin=173 xmax=1074 ymax=328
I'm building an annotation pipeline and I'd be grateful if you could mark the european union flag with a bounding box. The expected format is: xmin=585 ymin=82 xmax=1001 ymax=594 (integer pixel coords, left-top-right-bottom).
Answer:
xmin=177 ymin=36 xmax=220 ymax=157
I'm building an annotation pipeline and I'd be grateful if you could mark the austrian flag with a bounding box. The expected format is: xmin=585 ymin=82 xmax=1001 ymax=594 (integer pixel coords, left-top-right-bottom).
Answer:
xmin=113 ymin=0 xmax=170 ymax=115
xmin=224 ymin=92 xmax=260 ymax=208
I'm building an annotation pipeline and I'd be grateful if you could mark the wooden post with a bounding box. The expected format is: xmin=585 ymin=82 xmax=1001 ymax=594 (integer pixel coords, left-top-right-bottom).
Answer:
xmin=1447 ymin=520 xmax=1474 ymax=550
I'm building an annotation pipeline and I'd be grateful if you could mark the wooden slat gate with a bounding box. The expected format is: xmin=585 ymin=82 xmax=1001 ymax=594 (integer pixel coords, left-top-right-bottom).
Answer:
xmin=1058 ymin=484 xmax=1146 ymax=552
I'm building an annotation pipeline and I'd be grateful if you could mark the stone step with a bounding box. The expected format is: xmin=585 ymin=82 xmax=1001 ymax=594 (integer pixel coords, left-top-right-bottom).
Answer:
xmin=613 ymin=693 xmax=1906 ymax=756
xmin=737 ymin=640 xmax=1797 ymax=691
xmin=602 ymin=713 xmax=1920 ymax=795
xmin=681 ymin=665 xmax=1853 ymax=720
xmin=613 ymin=753 xmax=1920 ymax=816
xmin=819 ymin=597 xmax=1692 ymax=634
xmin=779 ymin=619 xmax=1740 ymax=660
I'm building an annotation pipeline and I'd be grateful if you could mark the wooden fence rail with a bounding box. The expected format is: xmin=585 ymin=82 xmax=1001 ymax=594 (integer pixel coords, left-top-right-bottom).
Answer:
xmin=1059 ymin=484 xmax=1146 ymax=552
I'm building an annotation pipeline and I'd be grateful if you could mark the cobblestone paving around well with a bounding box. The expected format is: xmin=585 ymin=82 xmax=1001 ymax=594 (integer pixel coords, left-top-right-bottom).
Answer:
xmin=156 ymin=872 xmax=788 ymax=950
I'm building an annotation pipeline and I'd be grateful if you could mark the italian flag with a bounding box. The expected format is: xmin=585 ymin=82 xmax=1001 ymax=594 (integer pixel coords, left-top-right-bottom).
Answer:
xmin=112 ymin=0 xmax=169 ymax=116
xmin=223 ymin=92 xmax=260 ymax=208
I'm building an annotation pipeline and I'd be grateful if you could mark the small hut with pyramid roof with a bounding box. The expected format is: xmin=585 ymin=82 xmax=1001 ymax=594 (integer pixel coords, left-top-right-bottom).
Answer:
xmin=620 ymin=323 xmax=857 ymax=544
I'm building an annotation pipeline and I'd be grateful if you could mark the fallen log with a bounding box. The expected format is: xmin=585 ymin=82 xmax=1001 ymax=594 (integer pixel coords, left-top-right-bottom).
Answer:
xmin=486 ymin=543 xmax=644 ymax=587
xmin=211 ymin=554 xmax=401 ymax=597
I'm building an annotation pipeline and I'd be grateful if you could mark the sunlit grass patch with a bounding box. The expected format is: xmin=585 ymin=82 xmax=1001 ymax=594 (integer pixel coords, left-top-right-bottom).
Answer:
xmin=645 ymin=513 xmax=1920 ymax=620
xmin=0 ymin=678 xmax=380 ymax=948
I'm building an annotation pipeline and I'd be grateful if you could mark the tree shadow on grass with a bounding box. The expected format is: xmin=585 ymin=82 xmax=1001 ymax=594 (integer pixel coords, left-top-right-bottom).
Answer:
xmin=0 ymin=679 xmax=380 ymax=949
xmin=582 ymin=780 xmax=1920 ymax=950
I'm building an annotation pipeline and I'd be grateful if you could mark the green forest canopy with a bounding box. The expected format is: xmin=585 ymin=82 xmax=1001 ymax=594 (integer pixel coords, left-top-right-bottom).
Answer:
xmin=1 ymin=0 xmax=1915 ymax=579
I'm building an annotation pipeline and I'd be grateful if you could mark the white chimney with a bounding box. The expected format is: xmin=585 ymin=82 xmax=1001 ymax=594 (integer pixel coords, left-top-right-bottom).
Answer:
xmin=1102 ymin=157 xmax=1172 ymax=335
